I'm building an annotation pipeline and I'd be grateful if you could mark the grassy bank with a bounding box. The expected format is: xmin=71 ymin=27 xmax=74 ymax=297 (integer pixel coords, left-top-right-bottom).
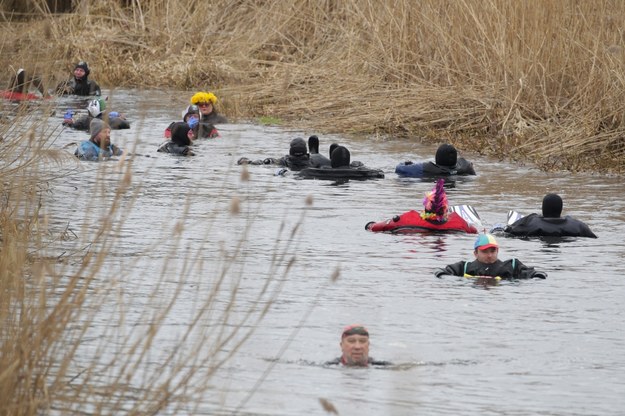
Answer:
xmin=2 ymin=0 xmax=624 ymax=173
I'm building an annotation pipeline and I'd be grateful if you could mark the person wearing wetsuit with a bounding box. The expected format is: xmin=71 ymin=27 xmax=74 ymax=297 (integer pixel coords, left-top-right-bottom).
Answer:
xmin=297 ymin=145 xmax=385 ymax=180
xmin=56 ymin=61 xmax=101 ymax=96
xmin=237 ymin=137 xmax=313 ymax=171
xmin=158 ymin=122 xmax=195 ymax=156
xmin=324 ymin=325 xmax=392 ymax=367
xmin=75 ymin=119 xmax=123 ymax=161
xmin=63 ymin=98 xmax=130 ymax=130
xmin=504 ymin=193 xmax=597 ymax=238
xmin=434 ymin=234 xmax=547 ymax=280
xmin=366 ymin=178 xmax=477 ymax=233
xmin=395 ymin=143 xmax=476 ymax=177
xmin=188 ymin=91 xmax=227 ymax=138
xmin=308 ymin=135 xmax=331 ymax=167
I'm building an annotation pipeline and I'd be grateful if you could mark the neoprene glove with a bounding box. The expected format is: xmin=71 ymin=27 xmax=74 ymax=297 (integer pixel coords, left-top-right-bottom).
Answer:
xmin=434 ymin=268 xmax=447 ymax=278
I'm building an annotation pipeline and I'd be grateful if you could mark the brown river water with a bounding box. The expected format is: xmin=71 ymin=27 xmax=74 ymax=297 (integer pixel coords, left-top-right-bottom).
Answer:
xmin=17 ymin=89 xmax=625 ymax=415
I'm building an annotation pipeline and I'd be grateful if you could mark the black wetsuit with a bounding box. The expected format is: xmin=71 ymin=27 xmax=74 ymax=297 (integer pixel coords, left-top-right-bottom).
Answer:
xmin=56 ymin=77 xmax=101 ymax=96
xmin=157 ymin=141 xmax=194 ymax=156
xmin=324 ymin=357 xmax=392 ymax=366
xmin=395 ymin=158 xmax=476 ymax=177
xmin=504 ymin=213 xmax=597 ymax=238
xmin=435 ymin=259 xmax=547 ymax=280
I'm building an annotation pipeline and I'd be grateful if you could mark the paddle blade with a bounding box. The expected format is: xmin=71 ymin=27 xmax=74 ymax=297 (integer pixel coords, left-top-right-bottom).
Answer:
xmin=449 ymin=205 xmax=483 ymax=228
xmin=506 ymin=210 xmax=523 ymax=225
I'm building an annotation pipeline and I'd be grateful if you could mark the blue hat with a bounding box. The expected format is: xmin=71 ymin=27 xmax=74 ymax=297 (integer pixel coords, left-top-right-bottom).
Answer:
xmin=474 ymin=233 xmax=499 ymax=250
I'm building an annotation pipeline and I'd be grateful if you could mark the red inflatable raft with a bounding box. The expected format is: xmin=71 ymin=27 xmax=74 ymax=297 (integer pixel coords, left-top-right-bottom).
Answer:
xmin=365 ymin=210 xmax=478 ymax=234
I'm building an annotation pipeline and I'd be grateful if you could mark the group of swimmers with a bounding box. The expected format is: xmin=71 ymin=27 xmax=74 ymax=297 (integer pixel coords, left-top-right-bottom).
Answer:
xmin=8 ymin=62 xmax=599 ymax=367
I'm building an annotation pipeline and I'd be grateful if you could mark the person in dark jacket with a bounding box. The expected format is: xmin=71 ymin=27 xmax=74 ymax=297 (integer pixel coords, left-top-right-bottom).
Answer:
xmin=324 ymin=325 xmax=391 ymax=367
xmin=56 ymin=61 xmax=101 ymax=96
xmin=237 ymin=137 xmax=313 ymax=171
xmin=434 ymin=234 xmax=547 ymax=280
xmin=158 ymin=122 xmax=195 ymax=156
xmin=297 ymin=145 xmax=385 ymax=180
xmin=395 ymin=143 xmax=476 ymax=177
xmin=308 ymin=135 xmax=331 ymax=167
xmin=504 ymin=193 xmax=597 ymax=238
xmin=188 ymin=91 xmax=227 ymax=138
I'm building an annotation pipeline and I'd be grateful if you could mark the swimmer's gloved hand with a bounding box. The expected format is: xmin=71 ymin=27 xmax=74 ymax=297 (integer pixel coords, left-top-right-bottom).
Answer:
xmin=434 ymin=268 xmax=447 ymax=278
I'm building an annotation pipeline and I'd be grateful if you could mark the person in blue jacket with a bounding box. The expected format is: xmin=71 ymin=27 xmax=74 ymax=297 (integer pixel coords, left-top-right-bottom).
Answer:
xmin=395 ymin=143 xmax=476 ymax=177
xmin=503 ymin=193 xmax=597 ymax=238
xmin=75 ymin=119 xmax=123 ymax=161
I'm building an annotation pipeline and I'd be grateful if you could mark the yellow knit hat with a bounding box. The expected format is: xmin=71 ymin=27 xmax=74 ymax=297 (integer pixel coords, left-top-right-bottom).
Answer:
xmin=190 ymin=91 xmax=218 ymax=105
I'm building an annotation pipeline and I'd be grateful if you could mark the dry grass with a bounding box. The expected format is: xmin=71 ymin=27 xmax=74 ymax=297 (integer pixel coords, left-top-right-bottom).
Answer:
xmin=3 ymin=0 xmax=625 ymax=172
xmin=0 ymin=106 xmax=303 ymax=413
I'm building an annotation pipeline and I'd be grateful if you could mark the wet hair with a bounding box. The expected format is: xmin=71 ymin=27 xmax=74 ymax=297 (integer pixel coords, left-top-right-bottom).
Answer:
xmin=331 ymin=145 xmax=351 ymax=168
xmin=171 ymin=122 xmax=191 ymax=146
xmin=542 ymin=193 xmax=563 ymax=218
xmin=435 ymin=144 xmax=458 ymax=167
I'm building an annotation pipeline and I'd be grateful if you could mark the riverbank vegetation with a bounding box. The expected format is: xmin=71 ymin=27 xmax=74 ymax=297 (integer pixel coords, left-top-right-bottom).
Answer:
xmin=3 ymin=0 xmax=625 ymax=173
xmin=0 ymin=108 xmax=304 ymax=413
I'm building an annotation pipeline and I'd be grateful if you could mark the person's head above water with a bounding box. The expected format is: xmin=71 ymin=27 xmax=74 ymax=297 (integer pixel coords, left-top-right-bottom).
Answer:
xmin=74 ymin=61 xmax=90 ymax=79
xmin=308 ymin=135 xmax=320 ymax=154
xmin=435 ymin=143 xmax=458 ymax=167
xmin=542 ymin=193 xmax=563 ymax=218
xmin=340 ymin=324 xmax=370 ymax=366
xmin=473 ymin=233 xmax=499 ymax=264
xmin=331 ymin=145 xmax=350 ymax=168
xmin=171 ymin=122 xmax=192 ymax=146
xmin=421 ymin=178 xmax=448 ymax=222
xmin=329 ymin=143 xmax=339 ymax=158
xmin=190 ymin=91 xmax=218 ymax=116
xmin=289 ymin=137 xmax=308 ymax=157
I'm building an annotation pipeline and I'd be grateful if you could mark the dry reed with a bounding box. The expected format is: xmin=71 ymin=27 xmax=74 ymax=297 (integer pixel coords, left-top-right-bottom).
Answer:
xmin=3 ymin=0 xmax=625 ymax=172
xmin=0 ymin=105 xmax=304 ymax=413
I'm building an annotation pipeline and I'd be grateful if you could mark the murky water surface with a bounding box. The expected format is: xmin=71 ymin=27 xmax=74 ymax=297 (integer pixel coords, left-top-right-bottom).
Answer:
xmin=34 ymin=90 xmax=625 ymax=414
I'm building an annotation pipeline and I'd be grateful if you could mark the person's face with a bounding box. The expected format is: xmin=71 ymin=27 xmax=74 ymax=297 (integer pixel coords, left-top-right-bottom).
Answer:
xmin=340 ymin=334 xmax=370 ymax=366
xmin=96 ymin=128 xmax=111 ymax=148
xmin=198 ymin=102 xmax=213 ymax=115
xmin=474 ymin=247 xmax=498 ymax=264
xmin=74 ymin=67 xmax=86 ymax=79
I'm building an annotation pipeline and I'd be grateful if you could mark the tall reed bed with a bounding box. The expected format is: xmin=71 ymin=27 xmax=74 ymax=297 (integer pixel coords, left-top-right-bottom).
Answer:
xmin=0 ymin=99 xmax=304 ymax=413
xmin=3 ymin=0 xmax=625 ymax=171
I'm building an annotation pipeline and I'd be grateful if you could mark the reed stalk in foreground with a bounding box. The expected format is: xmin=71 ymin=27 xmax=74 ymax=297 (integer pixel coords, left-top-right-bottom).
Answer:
xmin=0 ymin=104 xmax=309 ymax=414
xmin=2 ymin=0 xmax=624 ymax=173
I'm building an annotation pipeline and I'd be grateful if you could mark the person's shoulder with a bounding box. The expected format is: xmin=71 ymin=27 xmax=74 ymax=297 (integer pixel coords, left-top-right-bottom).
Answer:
xmin=368 ymin=358 xmax=393 ymax=366
xmin=324 ymin=357 xmax=342 ymax=366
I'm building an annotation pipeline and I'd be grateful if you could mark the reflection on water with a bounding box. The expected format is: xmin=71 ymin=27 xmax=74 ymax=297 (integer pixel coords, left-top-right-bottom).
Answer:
xmin=39 ymin=89 xmax=625 ymax=415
